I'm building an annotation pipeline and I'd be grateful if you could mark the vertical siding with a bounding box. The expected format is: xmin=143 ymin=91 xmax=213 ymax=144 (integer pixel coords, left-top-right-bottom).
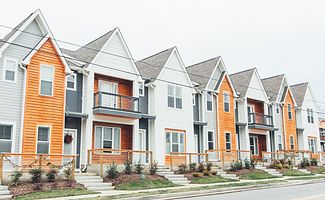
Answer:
xmin=22 ymin=39 xmax=66 ymax=158
xmin=139 ymin=86 xmax=148 ymax=114
xmin=66 ymin=72 xmax=83 ymax=113
xmin=0 ymin=20 xmax=44 ymax=154
xmin=284 ymin=91 xmax=298 ymax=150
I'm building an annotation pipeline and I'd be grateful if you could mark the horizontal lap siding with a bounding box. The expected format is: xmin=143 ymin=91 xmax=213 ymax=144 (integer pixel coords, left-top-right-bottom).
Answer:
xmin=92 ymin=122 xmax=133 ymax=164
xmin=22 ymin=39 xmax=66 ymax=163
xmin=284 ymin=91 xmax=298 ymax=150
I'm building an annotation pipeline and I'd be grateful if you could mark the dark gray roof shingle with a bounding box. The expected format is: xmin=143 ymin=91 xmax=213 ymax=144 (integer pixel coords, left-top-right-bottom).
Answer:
xmin=186 ymin=57 xmax=220 ymax=90
xmin=261 ymin=74 xmax=285 ymax=102
xmin=135 ymin=47 xmax=174 ymax=80
xmin=229 ymin=68 xmax=255 ymax=97
xmin=291 ymin=82 xmax=309 ymax=107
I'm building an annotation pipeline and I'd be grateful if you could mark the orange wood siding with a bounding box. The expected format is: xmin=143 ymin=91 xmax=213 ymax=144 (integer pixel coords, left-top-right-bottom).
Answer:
xmin=22 ymin=39 xmax=66 ymax=163
xmin=283 ymin=91 xmax=298 ymax=150
xmin=217 ymin=76 xmax=236 ymax=152
xmin=91 ymin=121 xmax=133 ymax=165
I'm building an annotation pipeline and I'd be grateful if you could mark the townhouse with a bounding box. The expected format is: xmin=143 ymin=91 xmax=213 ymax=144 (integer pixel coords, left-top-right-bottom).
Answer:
xmin=261 ymin=74 xmax=298 ymax=152
xmin=291 ymin=82 xmax=320 ymax=153
xmin=186 ymin=57 xmax=237 ymax=162
xmin=320 ymin=119 xmax=325 ymax=152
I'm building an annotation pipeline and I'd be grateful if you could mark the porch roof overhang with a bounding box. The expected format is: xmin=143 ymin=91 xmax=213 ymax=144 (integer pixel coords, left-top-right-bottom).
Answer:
xmin=93 ymin=107 xmax=142 ymax=119
xmin=236 ymin=122 xmax=247 ymax=127
xmin=297 ymin=127 xmax=305 ymax=132
xmin=194 ymin=121 xmax=208 ymax=126
xmin=248 ymin=124 xmax=275 ymax=131
xmin=65 ymin=111 xmax=88 ymax=118
xmin=140 ymin=114 xmax=156 ymax=120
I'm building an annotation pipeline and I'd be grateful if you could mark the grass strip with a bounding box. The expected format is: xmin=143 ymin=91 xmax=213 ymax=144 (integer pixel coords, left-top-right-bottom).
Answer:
xmin=191 ymin=176 xmax=237 ymax=184
xmin=115 ymin=179 xmax=177 ymax=190
xmin=239 ymin=171 xmax=278 ymax=180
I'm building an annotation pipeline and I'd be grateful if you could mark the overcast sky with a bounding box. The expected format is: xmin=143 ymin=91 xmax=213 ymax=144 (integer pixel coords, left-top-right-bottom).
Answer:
xmin=1 ymin=0 xmax=325 ymax=112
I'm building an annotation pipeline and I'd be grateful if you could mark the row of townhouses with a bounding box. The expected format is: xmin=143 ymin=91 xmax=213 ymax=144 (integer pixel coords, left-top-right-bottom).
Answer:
xmin=0 ymin=10 xmax=322 ymax=172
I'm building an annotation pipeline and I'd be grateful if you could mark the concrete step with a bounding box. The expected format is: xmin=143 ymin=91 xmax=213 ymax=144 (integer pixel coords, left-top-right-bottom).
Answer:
xmin=76 ymin=176 xmax=103 ymax=180
xmin=157 ymin=172 xmax=175 ymax=176
xmin=83 ymin=182 xmax=112 ymax=187
xmin=76 ymin=179 xmax=104 ymax=183
xmin=0 ymin=195 xmax=12 ymax=200
xmin=87 ymin=186 xmax=114 ymax=191
xmin=172 ymin=180 xmax=191 ymax=185
xmin=75 ymin=173 xmax=97 ymax=176
xmin=157 ymin=168 xmax=171 ymax=172
xmin=168 ymin=178 xmax=188 ymax=181
xmin=0 ymin=191 xmax=10 ymax=195
xmin=0 ymin=187 xmax=8 ymax=191
xmin=164 ymin=175 xmax=187 ymax=178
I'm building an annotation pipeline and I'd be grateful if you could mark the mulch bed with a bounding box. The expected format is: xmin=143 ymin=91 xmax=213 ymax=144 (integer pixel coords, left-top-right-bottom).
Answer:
xmin=104 ymin=173 xmax=166 ymax=186
xmin=9 ymin=180 xmax=84 ymax=197
xmin=227 ymin=168 xmax=262 ymax=176
xmin=307 ymin=166 xmax=325 ymax=173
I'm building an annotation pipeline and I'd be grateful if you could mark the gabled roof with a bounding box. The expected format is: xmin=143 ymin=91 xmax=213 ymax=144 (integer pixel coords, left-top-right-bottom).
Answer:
xmin=186 ymin=57 xmax=220 ymax=90
xmin=261 ymin=74 xmax=285 ymax=102
xmin=229 ymin=68 xmax=255 ymax=97
xmin=61 ymin=28 xmax=115 ymax=67
xmin=291 ymin=82 xmax=309 ymax=107
xmin=135 ymin=47 xmax=174 ymax=80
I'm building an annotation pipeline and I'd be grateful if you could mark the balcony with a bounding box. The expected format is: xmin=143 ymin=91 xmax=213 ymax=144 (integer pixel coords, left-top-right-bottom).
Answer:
xmin=248 ymin=113 xmax=274 ymax=130
xmin=93 ymin=92 xmax=141 ymax=118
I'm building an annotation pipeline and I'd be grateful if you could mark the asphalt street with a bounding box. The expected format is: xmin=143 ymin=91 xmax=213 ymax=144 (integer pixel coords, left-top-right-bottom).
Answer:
xmin=180 ymin=182 xmax=325 ymax=200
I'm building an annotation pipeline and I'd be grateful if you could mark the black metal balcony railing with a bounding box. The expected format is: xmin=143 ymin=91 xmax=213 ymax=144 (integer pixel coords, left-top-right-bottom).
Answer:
xmin=94 ymin=92 xmax=139 ymax=112
xmin=248 ymin=113 xmax=273 ymax=126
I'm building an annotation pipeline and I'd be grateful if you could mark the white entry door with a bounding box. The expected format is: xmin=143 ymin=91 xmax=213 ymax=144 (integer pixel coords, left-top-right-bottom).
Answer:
xmin=99 ymin=80 xmax=118 ymax=108
xmin=136 ymin=129 xmax=147 ymax=164
xmin=63 ymin=129 xmax=77 ymax=165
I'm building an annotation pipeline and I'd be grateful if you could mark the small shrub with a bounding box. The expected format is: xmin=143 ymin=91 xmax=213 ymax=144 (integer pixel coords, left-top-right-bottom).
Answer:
xmin=189 ymin=163 xmax=197 ymax=172
xmin=206 ymin=162 xmax=213 ymax=172
xmin=46 ymin=168 xmax=58 ymax=182
xmin=124 ymin=160 xmax=132 ymax=174
xmin=250 ymin=158 xmax=257 ymax=168
xmin=107 ymin=162 xmax=118 ymax=179
xmin=300 ymin=158 xmax=310 ymax=168
xmin=149 ymin=161 xmax=158 ymax=175
xmin=178 ymin=163 xmax=188 ymax=174
xmin=244 ymin=159 xmax=250 ymax=169
xmin=203 ymin=170 xmax=211 ymax=176
xmin=283 ymin=164 xmax=290 ymax=169
xmin=29 ymin=168 xmax=44 ymax=183
xmin=211 ymin=171 xmax=217 ymax=176
xmin=192 ymin=173 xmax=201 ymax=177
xmin=311 ymin=158 xmax=318 ymax=166
xmin=10 ymin=170 xmax=23 ymax=186
xmin=64 ymin=167 xmax=73 ymax=180
xmin=198 ymin=163 xmax=205 ymax=173
xmin=230 ymin=161 xmax=242 ymax=171
xmin=275 ymin=163 xmax=283 ymax=169
xmin=135 ymin=162 xmax=144 ymax=174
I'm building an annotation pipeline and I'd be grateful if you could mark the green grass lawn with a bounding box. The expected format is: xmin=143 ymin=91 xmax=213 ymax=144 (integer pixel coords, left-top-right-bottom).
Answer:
xmin=312 ymin=168 xmax=325 ymax=174
xmin=15 ymin=188 xmax=98 ymax=200
xmin=287 ymin=176 xmax=325 ymax=181
xmin=239 ymin=171 xmax=278 ymax=180
xmin=115 ymin=179 xmax=177 ymax=190
xmin=282 ymin=169 xmax=313 ymax=176
xmin=191 ymin=175 xmax=237 ymax=184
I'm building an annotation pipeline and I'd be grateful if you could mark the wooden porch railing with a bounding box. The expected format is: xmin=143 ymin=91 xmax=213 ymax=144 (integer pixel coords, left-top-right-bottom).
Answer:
xmin=0 ymin=153 xmax=78 ymax=184
xmin=87 ymin=149 xmax=153 ymax=177
xmin=205 ymin=149 xmax=252 ymax=169
xmin=169 ymin=152 xmax=208 ymax=171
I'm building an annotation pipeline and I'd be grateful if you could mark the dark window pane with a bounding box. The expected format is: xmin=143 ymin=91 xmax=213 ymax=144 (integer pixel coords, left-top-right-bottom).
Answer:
xmin=224 ymin=102 xmax=229 ymax=112
xmin=208 ymin=142 xmax=214 ymax=150
xmin=208 ymin=132 xmax=213 ymax=141
xmin=0 ymin=141 xmax=11 ymax=152
xmin=38 ymin=127 xmax=49 ymax=141
xmin=67 ymin=81 xmax=75 ymax=89
xmin=0 ymin=125 xmax=12 ymax=139
xmin=5 ymin=70 xmax=15 ymax=81
xmin=207 ymin=101 xmax=212 ymax=111
xmin=41 ymin=80 xmax=52 ymax=95
xmin=37 ymin=143 xmax=49 ymax=154
xmin=103 ymin=141 xmax=112 ymax=149
xmin=168 ymin=97 xmax=174 ymax=108
xmin=176 ymin=98 xmax=182 ymax=109
xmin=226 ymin=143 xmax=231 ymax=150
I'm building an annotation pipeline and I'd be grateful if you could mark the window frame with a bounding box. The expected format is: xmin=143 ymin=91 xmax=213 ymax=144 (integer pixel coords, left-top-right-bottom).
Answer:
xmin=308 ymin=137 xmax=317 ymax=153
xmin=167 ymin=85 xmax=182 ymax=109
xmin=138 ymin=81 xmax=145 ymax=97
xmin=66 ymin=72 xmax=77 ymax=91
xmin=225 ymin=132 xmax=231 ymax=151
xmin=0 ymin=121 xmax=15 ymax=153
xmin=249 ymin=136 xmax=259 ymax=155
xmin=39 ymin=64 xmax=54 ymax=97
xmin=289 ymin=135 xmax=295 ymax=150
xmin=192 ymin=94 xmax=196 ymax=106
xmin=36 ymin=125 xmax=51 ymax=154
xmin=277 ymin=134 xmax=283 ymax=150
xmin=165 ymin=131 xmax=185 ymax=154
xmin=307 ymin=108 xmax=314 ymax=124
xmin=206 ymin=91 xmax=213 ymax=112
xmin=223 ymin=91 xmax=230 ymax=112
xmin=207 ymin=130 xmax=215 ymax=150
xmin=95 ymin=126 xmax=121 ymax=154
xmin=287 ymin=103 xmax=292 ymax=120
xmin=2 ymin=57 xmax=18 ymax=83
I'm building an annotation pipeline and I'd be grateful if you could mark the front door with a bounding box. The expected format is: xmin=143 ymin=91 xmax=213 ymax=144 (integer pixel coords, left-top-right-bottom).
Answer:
xmin=137 ymin=129 xmax=147 ymax=164
xmin=99 ymin=80 xmax=118 ymax=108
xmin=63 ymin=129 xmax=77 ymax=166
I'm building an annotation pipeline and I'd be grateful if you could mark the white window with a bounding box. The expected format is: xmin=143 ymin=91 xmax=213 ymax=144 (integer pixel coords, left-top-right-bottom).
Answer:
xmin=223 ymin=92 xmax=230 ymax=112
xmin=66 ymin=73 xmax=77 ymax=91
xmin=2 ymin=57 xmax=18 ymax=82
xmin=288 ymin=104 xmax=292 ymax=120
xmin=0 ymin=124 xmax=13 ymax=153
xmin=139 ymin=82 xmax=144 ymax=96
xmin=95 ymin=126 xmax=120 ymax=153
xmin=167 ymin=85 xmax=182 ymax=109
xmin=308 ymin=137 xmax=316 ymax=153
xmin=40 ymin=64 xmax=54 ymax=96
xmin=307 ymin=108 xmax=314 ymax=124
xmin=247 ymin=105 xmax=255 ymax=123
xmin=37 ymin=126 xmax=50 ymax=154
xmin=250 ymin=136 xmax=258 ymax=155
xmin=166 ymin=131 xmax=185 ymax=153
xmin=192 ymin=94 xmax=196 ymax=106
xmin=99 ymin=80 xmax=118 ymax=108
xmin=277 ymin=134 xmax=283 ymax=150
xmin=225 ymin=133 xmax=231 ymax=150
xmin=290 ymin=136 xmax=295 ymax=150
xmin=207 ymin=92 xmax=213 ymax=111
xmin=207 ymin=131 xmax=214 ymax=150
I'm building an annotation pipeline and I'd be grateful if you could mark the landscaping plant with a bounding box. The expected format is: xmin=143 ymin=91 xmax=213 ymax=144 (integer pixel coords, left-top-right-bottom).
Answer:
xmin=206 ymin=162 xmax=213 ymax=172
xmin=178 ymin=163 xmax=188 ymax=174
xmin=10 ymin=170 xmax=23 ymax=186
xmin=230 ymin=161 xmax=243 ymax=171
xmin=64 ymin=167 xmax=74 ymax=180
xmin=107 ymin=162 xmax=118 ymax=179
xmin=198 ymin=163 xmax=205 ymax=172
xmin=203 ymin=170 xmax=211 ymax=176
xmin=211 ymin=171 xmax=217 ymax=176
xmin=189 ymin=163 xmax=197 ymax=172
xmin=300 ymin=158 xmax=311 ymax=168
xmin=46 ymin=168 xmax=58 ymax=182
xmin=29 ymin=168 xmax=44 ymax=183
xmin=192 ymin=173 xmax=201 ymax=177
xmin=310 ymin=158 xmax=318 ymax=166
xmin=244 ymin=159 xmax=250 ymax=169
xmin=149 ymin=161 xmax=158 ymax=175
xmin=135 ymin=161 xmax=144 ymax=174
xmin=124 ymin=160 xmax=132 ymax=174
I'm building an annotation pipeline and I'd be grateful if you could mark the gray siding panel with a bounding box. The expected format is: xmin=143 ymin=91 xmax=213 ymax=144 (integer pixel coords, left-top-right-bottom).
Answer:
xmin=193 ymin=94 xmax=199 ymax=121
xmin=65 ymin=117 xmax=81 ymax=168
xmin=139 ymin=86 xmax=148 ymax=114
xmin=0 ymin=20 xmax=44 ymax=154
xmin=66 ymin=72 xmax=83 ymax=113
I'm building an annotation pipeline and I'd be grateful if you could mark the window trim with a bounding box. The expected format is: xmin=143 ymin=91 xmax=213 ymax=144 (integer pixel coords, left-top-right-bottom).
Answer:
xmin=192 ymin=94 xmax=196 ymax=106
xmin=66 ymin=73 xmax=77 ymax=91
xmin=165 ymin=130 xmax=185 ymax=154
xmin=138 ymin=81 xmax=145 ymax=97
xmin=249 ymin=136 xmax=259 ymax=155
xmin=223 ymin=91 xmax=230 ymax=113
xmin=167 ymin=85 xmax=182 ymax=109
xmin=95 ymin=126 xmax=121 ymax=155
xmin=225 ymin=132 xmax=231 ymax=151
xmin=36 ymin=125 xmax=51 ymax=154
xmin=288 ymin=103 xmax=292 ymax=120
xmin=0 ymin=121 xmax=16 ymax=153
xmin=207 ymin=130 xmax=215 ymax=150
xmin=2 ymin=57 xmax=18 ymax=83
xmin=289 ymin=135 xmax=295 ymax=150
xmin=206 ymin=91 xmax=213 ymax=112
xmin=39 ymin=64 xmax=55 ymax=97
xmin=277 ymin=134 xmax=283 ymax=151
xmin=308 ymin=137 xmax=317 ymax=153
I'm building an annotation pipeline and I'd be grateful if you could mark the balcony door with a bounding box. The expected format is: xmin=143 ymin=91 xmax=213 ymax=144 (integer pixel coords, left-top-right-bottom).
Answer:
xmin=99 ymin=80 xmax=118 ymax=108
xmin=247 ymin=105 xmax=254 ymax=123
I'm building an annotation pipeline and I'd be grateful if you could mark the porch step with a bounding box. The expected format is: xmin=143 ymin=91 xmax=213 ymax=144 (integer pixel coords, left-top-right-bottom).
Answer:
xmin=75 ymin=173 xmax=114 ymax=192
xmin=156 ymin=166 xmax=190 ymax=185
xmin=0 ymin=186 xmax=11 ymax=200
xmin=0 ymin=195 xmax=12 ymax=200
xmin=255 ymin=165 xmax=283 ymax=177
xmin=157 ymin=172 xmax=175 ymax=176
xmin=297 ymin=169 xmax=311 ymax=174
xmin=216 ymin=169 xmax=239 ymax=180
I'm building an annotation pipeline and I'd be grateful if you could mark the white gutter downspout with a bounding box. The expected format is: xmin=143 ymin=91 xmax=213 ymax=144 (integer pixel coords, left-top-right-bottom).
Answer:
xmin=18 ymin=63 xmax=27 ymax=165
